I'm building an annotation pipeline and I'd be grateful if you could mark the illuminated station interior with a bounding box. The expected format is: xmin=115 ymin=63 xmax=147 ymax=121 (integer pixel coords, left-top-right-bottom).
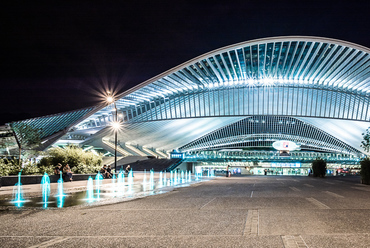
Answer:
xmin=5 ymin=36 xmax=370 ymax=176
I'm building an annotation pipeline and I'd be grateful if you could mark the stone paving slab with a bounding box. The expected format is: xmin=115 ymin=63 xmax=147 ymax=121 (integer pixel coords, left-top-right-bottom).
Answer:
xmin=200 ymin=197 xmax=314 ymax=210
xmin=0 ymin=175 xmax=370 ymax=247
xmin=0 ymin=236 xmax=286 ymax=248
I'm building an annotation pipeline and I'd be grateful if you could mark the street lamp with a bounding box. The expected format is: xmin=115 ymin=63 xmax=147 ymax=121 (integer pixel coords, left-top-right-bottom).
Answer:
xmin=107 ymin=92 xmax=119 ymax=173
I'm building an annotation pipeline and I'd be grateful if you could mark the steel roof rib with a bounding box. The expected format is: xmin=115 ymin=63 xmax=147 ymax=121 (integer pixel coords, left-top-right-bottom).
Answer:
xmin=295 ymin=42 xmax=315 ymax=80
xmin=320 ymin=46 xmax=346 ymax=86
xmin=227 ymin=50 xmax=239 ymax=80
xmin=306 ymin=43 xmax=329 ymax=83
xmin=336 ymin=51 xmax=366 ymax=89
xmin=279 ymin=42 xmax=292 ymax=80
xmin=341 ymin=55 xmax=370 ymax=89
xmin=299 ymin=42 xmax=322 ymax=81
xmin=176 ymin=69 xmax=201 ymax=88
xmin=235 ymin=49 xmax=246 ymax=80
xmin=285 ymin=41 xmax=300 ymax=80
xmin=311 ymin=44 xmax=338 ymax=85
xmin=199 ymin=60 xmax=216 ymax=83
xmin=191 ymin=63 xmax=209 ymax=86
xmin=152 ymin=80 xmax=179 ymax=94
xmin=205 ymin=58 xmax=223 ymax=83
xmin=289 ymin=41 xmax=307 ymax=80
xmin=326 ymin=49 xmax=357 ymax=87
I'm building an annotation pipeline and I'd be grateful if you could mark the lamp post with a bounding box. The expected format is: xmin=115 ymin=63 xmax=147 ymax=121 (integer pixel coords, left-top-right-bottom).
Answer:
xmin=107 ymin=93 xmax=119 ymax=173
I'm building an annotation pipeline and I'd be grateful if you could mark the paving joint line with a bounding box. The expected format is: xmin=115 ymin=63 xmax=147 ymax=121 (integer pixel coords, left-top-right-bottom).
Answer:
xmin=323 ymin=190 xmax=344 ymax=198
xmin=281 ymin=235 xmax=308 ymax=248
xmin=306 ymin=197 xmax=330 ymax=209
xmin=199 ymin=197 xmax=216 ymax=209
xmin=243 ymin=209 xmax=258 ymax=236
xmin=28 ymin=237 xmax=70 ymax=248
xmin=289 ymin=187 xmax=301 ymax=192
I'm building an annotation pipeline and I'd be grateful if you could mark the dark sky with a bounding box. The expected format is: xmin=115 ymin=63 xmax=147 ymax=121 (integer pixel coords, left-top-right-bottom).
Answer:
xmin=1 ymin=1 xmax=370 ymax=125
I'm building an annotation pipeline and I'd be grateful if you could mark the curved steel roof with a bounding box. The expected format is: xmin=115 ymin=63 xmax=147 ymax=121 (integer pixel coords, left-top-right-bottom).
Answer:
xmin=77 ymin=36 xmax=370 ymax=129
xmin=10 ymin=36 xmax=370 ymax=156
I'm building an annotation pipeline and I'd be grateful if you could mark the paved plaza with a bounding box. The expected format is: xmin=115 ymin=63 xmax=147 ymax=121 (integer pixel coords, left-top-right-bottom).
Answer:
xmin=0 ymin=175 xmax=370 ymax=247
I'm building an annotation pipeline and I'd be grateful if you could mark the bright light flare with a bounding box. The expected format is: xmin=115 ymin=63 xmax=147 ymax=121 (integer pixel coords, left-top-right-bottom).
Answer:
xmin=106 ymin=96 xmax=114 ymax=103
xmin=111 ymin=121 xmax=121 ymax=130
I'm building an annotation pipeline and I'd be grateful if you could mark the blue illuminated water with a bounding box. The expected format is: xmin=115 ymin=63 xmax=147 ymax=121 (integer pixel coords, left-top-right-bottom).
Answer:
xmin=127 ymin=170 xmax=134 ymax=194
xmin=142 ymin=170 xmax=147 ymax=191
xmin=11 ymin=171 xmax=26 ymax=208
xmin=95 ymin=172 xmax=103 ymax=199
xmin=86 ymin=176 xmax=94 ymax=203
xmin=117 ymin=171 xmax=125 ymax=197
xmin=159 ymin=171 xmax=163 ymax=187
xmin=4 ymin=170 xmax=210 ymax=209
xmin=149 ymin=170 xmax=154 ymax=190
xmin=41 ymin=173 xmax=50 ymax=208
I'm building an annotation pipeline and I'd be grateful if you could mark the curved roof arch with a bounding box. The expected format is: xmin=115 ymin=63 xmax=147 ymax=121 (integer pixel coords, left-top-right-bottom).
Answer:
xmin=77 ymin=36 xmax=370 ymax=131
xmin=10 ymin=37 xmax=370 ymax=157
xmin=179 ymin=116 xmax=362 ymax=155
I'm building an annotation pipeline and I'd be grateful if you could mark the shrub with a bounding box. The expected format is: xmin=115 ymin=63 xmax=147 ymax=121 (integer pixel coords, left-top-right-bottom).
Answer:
xmin=312 ymin=158 xmax=327 ymax=177
xmin=5 ymin=159 xmax=22 ymax=175
xmin=22 ymin=163 xmax=40 ymax=175
xmin=72 ymin=163 xmax=101 ymax=174
xmin=0 ymin=159 xmax=11 ymax=176
xmin=38 ymin=145 xmax=103 ymax=174
xmin=38 ymin=165 xmax=54 ymax=175
xmin=360 ymin=157 xmax=370 ymax=184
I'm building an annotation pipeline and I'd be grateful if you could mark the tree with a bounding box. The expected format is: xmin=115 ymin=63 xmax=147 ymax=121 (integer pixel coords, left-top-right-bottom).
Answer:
xmin=360 ymin=157 xmax=370 ymax=184
xmin=360 ymin=128 xmax=370 ymax=184
xmin=312 ymin=158 xmax=327 ymax=177
xmin=10 ymin=122 xmax=43 ymax=166
xmin=361 ymin=128 xmax=370 ymax=153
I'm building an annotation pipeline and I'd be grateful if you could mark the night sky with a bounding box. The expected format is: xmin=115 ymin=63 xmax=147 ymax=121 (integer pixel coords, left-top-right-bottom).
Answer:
xmin=1 ymin=1 xmax=370 ymax=125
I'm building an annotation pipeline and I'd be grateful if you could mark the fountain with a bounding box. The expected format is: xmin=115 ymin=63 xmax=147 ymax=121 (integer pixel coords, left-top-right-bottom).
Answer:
xmin=164 ymin=171 xmax=167 ymax=186
xmin=142 ymin=170 xmax=147 ymax=191
xmin=117 ymin=170 xmax=125 ymax=197
xmin=174 ymin=171 xmax=177 ymax=185
xmin=159 ymin=171 xmax=163 ymax=187
xmin=111 ymin=173 xmax=116 ymax=195
xmin=95 ymin=172 xmax=103 ymax=200
xmin=86 ymin=176 xmax=95 ymax=203
xmin=11 ymin=171 xmax=26 ymax=208
xmin=149 ymin=169 xmax=154 ymax=190
xmin=40 ymin=173 xmax=50 ymax=208
xmin=170 ymin=171 xmax=173 ymax=185
xmin=56 ymin=172 xmax=66 ymax=208
xmin=181 ymin=171 xmax=184 ymax=183
xmin=188 ymin=171 xmax=191 ymax=182
xmin=127 ymin=169 xmax=134 ymax=194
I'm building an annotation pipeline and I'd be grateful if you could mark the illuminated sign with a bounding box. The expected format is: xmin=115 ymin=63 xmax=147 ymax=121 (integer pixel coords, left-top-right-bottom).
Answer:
xmin=271 ymin=162 xmax=301 ymax=168
xmin=272 ymin=140 xmax=299 ymax=151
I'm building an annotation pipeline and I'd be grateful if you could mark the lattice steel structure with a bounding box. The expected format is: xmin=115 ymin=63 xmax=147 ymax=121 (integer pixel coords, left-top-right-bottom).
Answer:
xmin=179 ymin=116 xmax=361 ymax=155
